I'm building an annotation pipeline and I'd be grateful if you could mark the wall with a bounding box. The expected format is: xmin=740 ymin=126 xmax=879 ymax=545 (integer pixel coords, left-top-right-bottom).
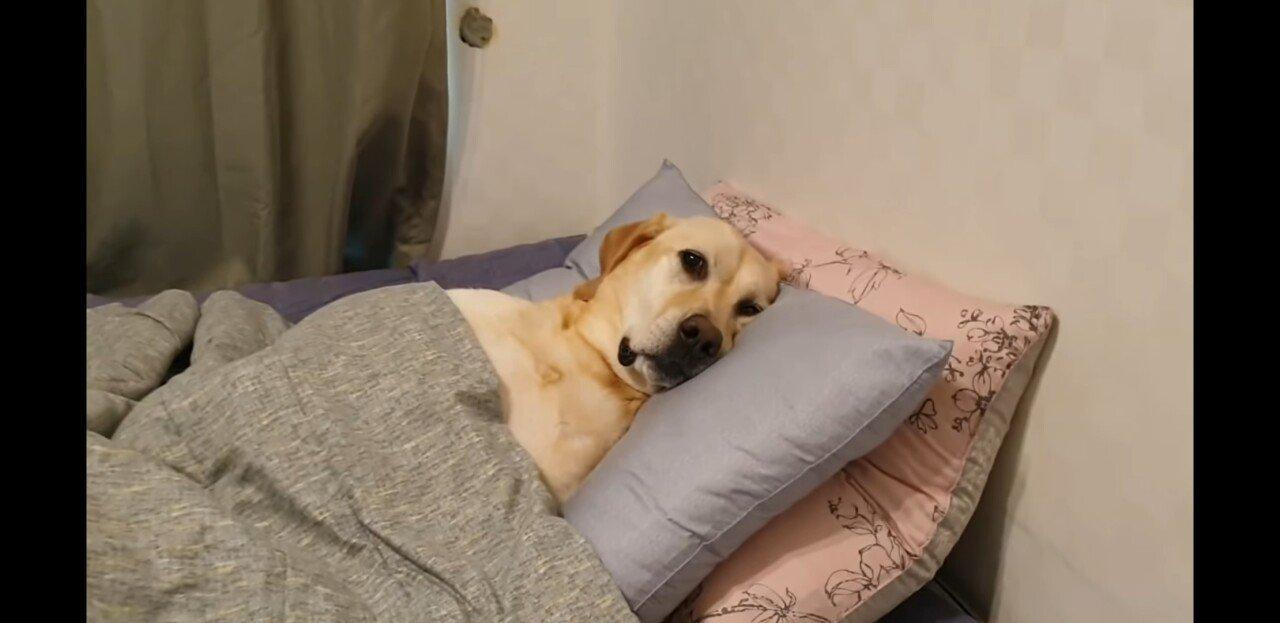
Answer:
xmin=434 ymin=0 xmax=613 ymax=259
xmin=440 ymin=1 xmax=1192 ymax=621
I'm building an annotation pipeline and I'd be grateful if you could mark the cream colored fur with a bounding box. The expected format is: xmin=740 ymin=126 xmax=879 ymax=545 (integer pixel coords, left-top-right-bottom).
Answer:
xmin=447 ymin=214 xmax=782 ymax=505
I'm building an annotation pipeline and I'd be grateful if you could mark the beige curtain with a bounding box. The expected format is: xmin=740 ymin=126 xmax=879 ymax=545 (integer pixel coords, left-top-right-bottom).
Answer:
xmin=87 ymin=0 xmax=448 ymax=296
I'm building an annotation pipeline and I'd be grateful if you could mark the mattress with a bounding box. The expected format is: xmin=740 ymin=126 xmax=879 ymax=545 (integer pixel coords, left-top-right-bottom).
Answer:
xmin=84 ymin=233 xmax=979 ymax=623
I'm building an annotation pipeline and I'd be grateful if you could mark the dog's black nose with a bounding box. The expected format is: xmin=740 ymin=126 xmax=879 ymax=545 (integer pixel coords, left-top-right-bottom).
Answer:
xmin=678 ymin=314 xmax=723 ymax=359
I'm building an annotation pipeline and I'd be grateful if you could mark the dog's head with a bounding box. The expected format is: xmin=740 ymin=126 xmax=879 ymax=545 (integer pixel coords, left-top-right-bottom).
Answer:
xmin=573 ymin=213 xmax=784 ymax=394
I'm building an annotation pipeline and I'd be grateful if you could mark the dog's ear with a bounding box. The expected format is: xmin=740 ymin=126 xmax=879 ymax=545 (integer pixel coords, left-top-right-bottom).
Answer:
xmin=599 ymin=212 xmax=672 ymax=274
xmin=573 ymin=213 xmax=672 ymax=301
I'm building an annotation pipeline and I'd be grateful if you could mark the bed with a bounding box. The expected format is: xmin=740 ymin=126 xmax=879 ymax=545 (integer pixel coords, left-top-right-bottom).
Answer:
xmin=86 ymin=234 xmax=978 ymax=623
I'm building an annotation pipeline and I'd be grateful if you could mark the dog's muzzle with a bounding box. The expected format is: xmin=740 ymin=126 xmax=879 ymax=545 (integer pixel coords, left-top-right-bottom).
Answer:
xmin=645 ymin=314 xmax=724 ymax=389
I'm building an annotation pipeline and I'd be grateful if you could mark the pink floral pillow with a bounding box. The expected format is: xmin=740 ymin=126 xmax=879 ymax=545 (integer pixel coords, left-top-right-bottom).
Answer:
xmin=669 ymin=184 xmax=1055 ymax=623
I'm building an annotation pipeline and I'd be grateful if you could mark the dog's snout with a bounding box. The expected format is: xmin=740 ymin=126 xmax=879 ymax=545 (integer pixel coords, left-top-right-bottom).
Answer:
xmin=650 ymin=314 xmax=726 ymax=389
xmin=678 ymin=314 xmax=722 ymax=359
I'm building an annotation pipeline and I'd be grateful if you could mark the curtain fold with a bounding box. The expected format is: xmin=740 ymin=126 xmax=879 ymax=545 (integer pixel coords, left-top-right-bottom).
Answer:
xmin=87 ymin=0 xmax=447 ymax=296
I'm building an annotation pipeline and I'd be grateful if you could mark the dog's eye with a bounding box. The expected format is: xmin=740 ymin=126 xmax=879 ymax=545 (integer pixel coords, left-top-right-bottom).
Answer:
xmin=736 ymin=300 xmax=763 ymax=317
xmin=679 ymin=250 xmax=708 ymax=280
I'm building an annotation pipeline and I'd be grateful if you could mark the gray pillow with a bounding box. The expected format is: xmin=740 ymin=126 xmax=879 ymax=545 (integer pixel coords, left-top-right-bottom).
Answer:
xmin=501 ymin=266 xmax=584 ymax=302
xmin=562 ymin=286 xmax=952 ymax=622
xmin=506 ymin=162 xmax=951 ymax=620
xmin=565 ymin=159 xmax=715 ymax=278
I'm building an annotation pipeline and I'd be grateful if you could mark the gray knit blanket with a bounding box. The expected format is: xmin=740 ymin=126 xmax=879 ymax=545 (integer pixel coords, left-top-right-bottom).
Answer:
xmin=86 ymin=283 xmax=635 ymax=622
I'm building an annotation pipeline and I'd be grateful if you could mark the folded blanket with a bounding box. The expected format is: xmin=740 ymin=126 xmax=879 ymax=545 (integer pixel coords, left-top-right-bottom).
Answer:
xmin=87 ymin=283 xmax=635 ymax=622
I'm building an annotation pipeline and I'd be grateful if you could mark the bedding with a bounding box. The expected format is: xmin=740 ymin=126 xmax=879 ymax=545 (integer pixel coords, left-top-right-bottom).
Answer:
xmin=565 ymin=285 xmax=951 ymax=622
xmin=502 ymin=266 xmax=584 ymax=302
xmin=84 ymin=214 xmax=980 ymax=623
xmin=87 ymin=283 xmax=635 ymax=622
xmin=548 ymin=160 xmax=956 ymax=622
xmin=670 ymin=182 xmax=1056 ymax=623
xmin=86 ymin=290 xmax=199 ymax=437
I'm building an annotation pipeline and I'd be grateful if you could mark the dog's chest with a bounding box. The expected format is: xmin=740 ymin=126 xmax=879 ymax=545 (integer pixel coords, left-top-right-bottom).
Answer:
xmin=501 ymin=353 xmax=639 ymax=455
xmin=446 ymin=288 xmax=643 ymax=491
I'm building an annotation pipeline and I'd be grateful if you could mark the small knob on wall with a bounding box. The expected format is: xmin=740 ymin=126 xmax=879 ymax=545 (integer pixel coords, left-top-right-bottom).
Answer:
xmin=460 ymin=7 xmax=493 ymax=48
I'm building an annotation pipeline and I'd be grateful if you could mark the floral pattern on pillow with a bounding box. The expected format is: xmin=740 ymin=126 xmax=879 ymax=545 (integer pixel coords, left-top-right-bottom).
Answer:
xmin=666 ymin=184 xmax=1054 ymax=623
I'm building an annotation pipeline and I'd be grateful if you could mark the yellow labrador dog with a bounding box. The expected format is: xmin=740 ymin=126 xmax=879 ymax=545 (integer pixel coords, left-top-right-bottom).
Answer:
xmin=447 ymin=213 xmax=783 ymax=504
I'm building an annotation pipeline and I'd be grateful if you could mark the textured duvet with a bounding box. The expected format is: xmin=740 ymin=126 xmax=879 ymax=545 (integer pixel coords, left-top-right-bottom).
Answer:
xmin=86 ymin=283 xmax=635 ymax=622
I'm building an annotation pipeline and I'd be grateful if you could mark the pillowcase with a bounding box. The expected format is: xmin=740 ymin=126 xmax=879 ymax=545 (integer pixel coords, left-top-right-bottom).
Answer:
xmin=517 ymin=163 xmax=952 ymax=621
xmin=672 ymin=183 xmax=1056 ymax=623
xmin=415 ymin=234 xmax=586 ymax=290
xmin=501 ymin=266 xmax=584 ymax=302
xmin=564 ymin=160 xmax=716 ymax=278
xmin=564 ymin=285 xmax=952 ymax=622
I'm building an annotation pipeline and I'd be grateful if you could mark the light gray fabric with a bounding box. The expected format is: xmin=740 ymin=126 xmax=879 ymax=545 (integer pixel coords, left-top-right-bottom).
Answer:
xmin=86 ymin=289 xmax=199 ymax=436
xmin=90 ymin=283 xmax=636 ymax=622
xmin=187 ymin=291 xmax=292 ymax=374
xmin=563 ymin=286 xmax=952 ymax=622
xmin=501 ymin=266 xmax=585 ymax=302
xmin=85 ymin=390 xmax=135 ymax=439
xmin=85 ymin=290 xmax=292 ymax=437
xmin=565 ymin=160 xmax=716 ymax=278
xmin=87 ymin=430 xmax=372 ymax=620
